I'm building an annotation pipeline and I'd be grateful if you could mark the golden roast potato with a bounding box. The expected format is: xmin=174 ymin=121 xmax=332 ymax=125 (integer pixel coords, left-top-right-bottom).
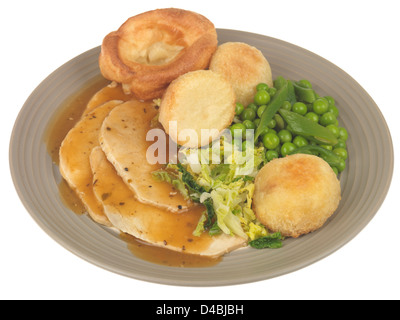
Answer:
xmin=253 ymin=154 xmax=341 ymax=238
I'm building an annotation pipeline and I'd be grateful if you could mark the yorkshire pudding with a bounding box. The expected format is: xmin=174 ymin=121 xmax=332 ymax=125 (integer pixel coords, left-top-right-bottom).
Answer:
xmin=99 ymin=8 xmax=218 ymax=100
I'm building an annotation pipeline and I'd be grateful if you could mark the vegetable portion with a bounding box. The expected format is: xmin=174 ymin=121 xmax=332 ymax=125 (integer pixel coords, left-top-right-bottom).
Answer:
xmin=229 ymin=76 xmax=349 ymax=174
xmin=153 ymin=139 xmax=268 ymax=240
xmin=249 ymin=232 xmax=284 ymax=249
xmin=153 ymin=76 xmax=349 ymax=249
xmin=279 ymin=109 xmax=338 ymax=145
xmin=254 ymin=80 xmax=288 ymax=140
xmin=289 ymin=145 xmax=346 ymax=173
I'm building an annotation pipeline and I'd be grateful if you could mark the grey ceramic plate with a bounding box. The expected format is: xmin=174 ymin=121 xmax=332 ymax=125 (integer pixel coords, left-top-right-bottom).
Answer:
xmin=10 ymin=29 xmax=393 ymax=286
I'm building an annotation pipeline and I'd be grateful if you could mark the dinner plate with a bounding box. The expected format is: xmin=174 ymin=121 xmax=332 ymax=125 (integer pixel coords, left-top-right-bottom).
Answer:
xmin=9 ymin=29 xmax=393 ymax=286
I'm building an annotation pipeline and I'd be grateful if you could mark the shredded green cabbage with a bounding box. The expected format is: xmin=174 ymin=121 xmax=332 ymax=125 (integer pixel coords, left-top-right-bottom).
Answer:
xmin=151 ymin=169 xmax=190 ymax=200
xmin=153 ymin=139 xmax=268 ymax=240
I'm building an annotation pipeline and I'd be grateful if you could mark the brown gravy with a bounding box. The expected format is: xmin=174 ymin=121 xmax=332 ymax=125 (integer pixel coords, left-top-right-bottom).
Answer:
xmin=57 ymin=178 xmax=87 ymax=215
xmin=45 ymin=75 xmax=109 ymax=165
xmin=120 ymin=233 xmax=221 ymax=268
xmin=44 ymin=75 xmax=223 ymax=268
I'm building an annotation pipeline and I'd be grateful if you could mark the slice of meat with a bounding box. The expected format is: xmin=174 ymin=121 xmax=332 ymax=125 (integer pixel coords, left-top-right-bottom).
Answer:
xmin=90 ymin=146 xmax=246 ymax=257
xmin=99 ymin=99 xmax=191 ymax=212
xmin=85 ymin=82 xmax=134 ymax=114
xmin=59 ymin=100 xmax=123 ymax=225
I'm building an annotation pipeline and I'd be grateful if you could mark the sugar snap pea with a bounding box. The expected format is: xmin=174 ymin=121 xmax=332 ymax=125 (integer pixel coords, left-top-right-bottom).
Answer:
xmin=288 ymin=145 xmax=344 ymax=169
xmin=274 ymin=77 xmax=297 ymax=104
xmin=292 ymin=80 xmax=317 ymax=103
xmin=287 ymin=80 xmax=297 ymax=104
xmin=279 ymin=109 xmax=338 ymax=145
xmin=255 ymin=80 xmax=288 ymax=140
xmin=273 ymin=76 xmax=287 ymax=90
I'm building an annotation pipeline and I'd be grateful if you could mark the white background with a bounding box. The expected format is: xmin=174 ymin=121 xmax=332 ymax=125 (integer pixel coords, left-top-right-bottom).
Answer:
xmin=1 ymin=0 xmax=399 ymax=300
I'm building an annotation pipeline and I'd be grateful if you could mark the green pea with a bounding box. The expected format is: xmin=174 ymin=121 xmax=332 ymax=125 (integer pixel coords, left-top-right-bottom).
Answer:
xmin=334 ymin=139 xmax=347 ymax=149
xmin=247 ymin=103 xmax=258 ymax=111
xmin=241 ymin=108 xmax=256 ymax=121
xmin=333 ymin=147 xmax=348 ymax=160
xmin=267 ymin=118 xmax=276 ymax=129
xmin=235 ymin=103 xmax=244 ymax=115
xmin=230 ymin=123 xmax=247 ymax=140
xmin=328 ymin=104 xmax=339 ymax=117
xmin=305 ymin=112 xmax=319 ymax=123
xmin=325 ymin=96 xmax=335 ymax=106
xmin=242 ymin=140 xmax=253 ymax=151
xmin=262 ymin=132 xmax=280 ymax=149
xmin=257 ymin=105 xmax=267 ymax=118
xmin=273 ymin=145 xmax=281 ymax=154
xmin=278 ymin=129 xmax=292 ymax=143
xmin=337 ymin=159 xmax=346 ymax=172
xmin=266 ymin=150 xmax=279 ymax=161
xmin=312 ymin=98 xmax=329 ymax=115
xmin=242 ymin=119 xmax=256 ymax=130
xmin=254 ymin=90 xmax=271 ymax=106
xmin=338 ymin=127 xmax=349 ymax=141
xmin=280 ymin=101 xmax=292 ymax=111
xmin=293 ymin=135 xmax=308 ymax=148
xmin=319 ymin=112 xmax=337 ymax=126
xmin=268 ymin=87 xmax=277 ymax=97
xmin=256 ymin=83 xmax=269 ymax=91
xmin=326 ymin=124 xmax=340 ymax=138
xmin=281 ymin=142 xmax=296 ymax=157
xmin=259 ymin=127 xmax=270 ymax=140
xmin=292 ymin=102 xmax=308 ymax=116
xmin=331 ymin=166 xmax=339 ymax=175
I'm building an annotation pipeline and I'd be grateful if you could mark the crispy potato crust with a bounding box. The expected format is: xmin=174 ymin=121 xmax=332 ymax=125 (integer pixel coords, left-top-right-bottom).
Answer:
xmin=253 ymin=154 xmax=341 ymax=238
xmin=159 ymin=70 xmax=236 ymax=148
xmin=209 ymin=42 xmax=273 ymax=106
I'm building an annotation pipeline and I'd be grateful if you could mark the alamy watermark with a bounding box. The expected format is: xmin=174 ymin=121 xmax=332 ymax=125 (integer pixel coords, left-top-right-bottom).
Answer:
xmin=146 ymin=121 xmax=257 ymax=173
